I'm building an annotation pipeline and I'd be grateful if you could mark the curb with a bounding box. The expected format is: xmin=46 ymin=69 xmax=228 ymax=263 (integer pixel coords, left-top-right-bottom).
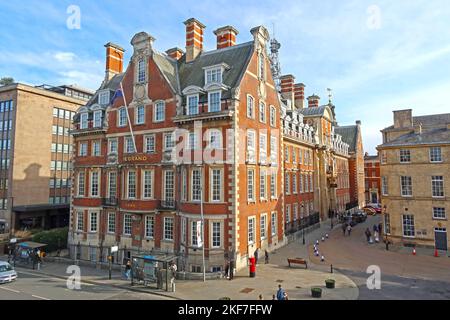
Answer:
xmin=15 ymin=267 xmax=180 ymax=300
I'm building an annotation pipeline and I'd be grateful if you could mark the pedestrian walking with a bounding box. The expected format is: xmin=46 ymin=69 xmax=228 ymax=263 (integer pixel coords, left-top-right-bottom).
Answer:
xmin=264 ymin=250 xmax=269 ymax=264
xmin=124 ymin=260 xmax=132 ymax=280
xmin=254 ymin=248 xmax=259 ymax=265
xmin=374 ymin=230 xmax=379 ymax=243
xmin=272 ymin=294 xmax=276 ymax=300
xmin=365 ymin=228 xmax=371 ymax=243
xmin=224 ymin=259 xmax=230 ymax=279
xmin=342 ymin=223 xmax=347 ymax=236
xmin=258 ymin=294 xmax=264 ymax=300
xmin=276 ymin=284 xmax=285 ymax=300
xmin=347 ymin=224 xmax=352 ymax=236
xmin=229 ymin=259 xmax=234 ymax=280
xmin=373 ymin=224 xmax=378 ymax=233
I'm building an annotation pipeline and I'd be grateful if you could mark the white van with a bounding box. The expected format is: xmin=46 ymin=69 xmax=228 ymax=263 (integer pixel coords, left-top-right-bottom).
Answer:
xmin=0 ymin=261 xmax=17 ymax=283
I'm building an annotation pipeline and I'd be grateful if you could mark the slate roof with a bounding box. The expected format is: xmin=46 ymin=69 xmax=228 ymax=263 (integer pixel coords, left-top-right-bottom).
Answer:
xmin=381 ymin=127 xmax=450 ymax=147
xmin=177 ymin=41 xmax=254 ymax=99
xmin=335 ymin=125 xmax=358 ymax=152
xmin=298 ymin=105 xmax=328 ymax=117
xmin=384 ymin=113 xmax=450 ymax=130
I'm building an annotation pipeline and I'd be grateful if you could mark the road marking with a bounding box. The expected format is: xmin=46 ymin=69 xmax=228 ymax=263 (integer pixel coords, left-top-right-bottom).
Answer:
xmin=0 ymin=286 xmax=21 ymax=293
xmin=32 ymin=294 xmax=51 ymax=300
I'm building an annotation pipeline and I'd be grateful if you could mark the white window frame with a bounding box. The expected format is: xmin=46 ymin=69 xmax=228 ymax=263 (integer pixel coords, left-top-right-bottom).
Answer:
xmin=431 ymin=176 xmax=445 ymax=198
xmin=433 ymin=207 xmax=446 ymax=220
xmin=248 ymin=216 xmax=256 ymax=245
xmin=400 ymin=176 xmax=412 ymax=197
xmin=259 ymin=133 xmax=267 ymax=163
xmin=247 ymin=169 xmax=255 ymax=202
xmin=137 ymin=58 xmax=146 ymax=83
xmin=191 ymin=169 xmax=202 ymax=202
xmin=127 ymin=171 xmax=137 ymax=199
xmin=153 ymin=101 xmax=165 ymax=122
xmin=144 ymin=134 xmax=156 ymax=153
xmin=79 ymin=142 xmax=88 ymax=156
xmin=118 ymin=107 xmax=127 ymax=127
xmin=259 ymin=101 xmax=266 ymax=123
xmin=89 ymin=212 xmax=98 ymax=233
xmin=124 ymin=136 xmax=136 ymax=154
xmin=211 ymin=221 xmax=222 ymax=248
xmin=205 ymin=67 xmax=222 ymax=84
xmin=269 ymin=106 xmax=276 ymax=127
xmin=210 ymin=168 xmax=223 ymax=202
xmin=208 ymin=91 xmax=221 ymax=112
xmin=400 ymin=149 xmax=411 ymax=163
xmin=207 ymin=129 xmax=222 ymax=149
xmin=77 ymin=211 xmax=84 ymax=232
xmin=164 ymin=217 xmax=174 ymax=241
xmin=271 ymin=212 xmax=277 ymax=236
xmin=260 ymin=214 xmax=267 ymax=240
xmin=80 ymin=113 xmax=88 ymax=129
xmin=123 ymin=214 xmax=132 ymax=236
xmin=187 ymin=94 xmax=199 ymax=115
xmin=98 ymin=91 xmax=110 ymax=105
xmin=108 ymin=138 xmax=118 ymax=154
xmin=402 ymin=214 xmax=415 ymax=238
xmin=142 ymin=170 xmax=154 ymax=199
xmin=107 ymin=212 xmax=115 ymax=234
xmin=92 ymin=140 xmax=101 ymax=156
xmin=163 ymin=170 xmax=175 ymax=201
xmin=145 ymin=215 xmax=154 ymax=239
xmin=108 ymin=171 xmax=117 ymax=198
xmin=247 ymin=95 xmax=255 ymax=119
xmin=163 ymin=132 xmax=175 ymax=150
xmin=260 ymin=168 xmax=267 ymax=200
xmin=93 ymin=110 xmax=102 ymax=128
xmin=77 ymin=172 xmax=85 ymax=197
xmin=90 ymin=171 xmax=100 ymax=197
xmin=430 ymin=147 xmax=442 ymax=163
xmin=135 ymin=105 xmax=145 ymax=125
xmin=381 ymin=176 xmax=388 ymax=196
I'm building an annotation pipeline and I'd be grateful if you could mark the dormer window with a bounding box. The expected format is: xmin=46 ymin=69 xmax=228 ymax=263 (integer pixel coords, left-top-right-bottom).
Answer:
xmin=137 ymin=58 xmax=146 ymax=83
xmin=80 ymin=113 xmax=88 ymax=129
xmin=205 ymin=68 xmax=222 ymax=85
xmin=187 ymin=94 xmax=199 ymax=115
xmin=98 ymin=91 xmax=110 ymax=105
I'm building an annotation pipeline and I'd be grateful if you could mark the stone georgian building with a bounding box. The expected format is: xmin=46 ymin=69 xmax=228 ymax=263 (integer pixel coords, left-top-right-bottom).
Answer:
xmin=70 ymin=19 xmax=285 ymax=272
xmin=364 ymin=153 xmax=381 ymax=204
xmin=378 ymin=109 xmax=450 ymax=251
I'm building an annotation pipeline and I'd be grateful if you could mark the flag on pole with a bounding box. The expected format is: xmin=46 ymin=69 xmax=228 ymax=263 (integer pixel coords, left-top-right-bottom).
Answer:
xmin=196 ymin=221 xmax=203 ymax=248
xmin=110 ymin=89 xmax=123 ymax=105
xmin=119 ymin=81 xmax=137 ymax=153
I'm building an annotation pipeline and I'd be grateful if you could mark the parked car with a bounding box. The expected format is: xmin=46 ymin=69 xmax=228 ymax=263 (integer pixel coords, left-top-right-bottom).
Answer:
xmin=352 ymin=211 xmax=368 ymax=223
xmin=341 ymin=214 xmax=357 ymax=227
xmin=0 ymin=261 xmax=17 ymax=284
xmin=365 ymin=204 xmax=382 ymax=214
xmin=363 ymin=207 xmax=377 ymax=215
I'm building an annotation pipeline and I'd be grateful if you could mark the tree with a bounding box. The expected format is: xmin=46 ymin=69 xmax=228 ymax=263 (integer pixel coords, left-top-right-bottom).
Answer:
xmin=0 ymin=77 xmax=14 ymax=86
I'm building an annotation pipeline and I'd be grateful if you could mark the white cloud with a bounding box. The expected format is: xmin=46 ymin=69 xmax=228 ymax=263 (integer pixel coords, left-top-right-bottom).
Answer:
xmin=54 ymin=52 xmax=77 ymax=63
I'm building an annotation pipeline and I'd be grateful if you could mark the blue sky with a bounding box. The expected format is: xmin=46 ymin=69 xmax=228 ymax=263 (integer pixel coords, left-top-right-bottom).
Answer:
xmin=1 ymin=0 xmax=450 ymax=153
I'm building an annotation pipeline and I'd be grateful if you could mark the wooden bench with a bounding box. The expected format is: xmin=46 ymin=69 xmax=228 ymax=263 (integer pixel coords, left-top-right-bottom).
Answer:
xmin=287 ymin=258 xmax=308 ymax=269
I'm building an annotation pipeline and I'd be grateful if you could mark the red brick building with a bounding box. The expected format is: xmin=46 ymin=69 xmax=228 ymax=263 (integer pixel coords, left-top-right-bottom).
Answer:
xmin=364 ymin=153 xmax=381 ymax=204
xmin=69 ymin=19 xmax=284 ymax=272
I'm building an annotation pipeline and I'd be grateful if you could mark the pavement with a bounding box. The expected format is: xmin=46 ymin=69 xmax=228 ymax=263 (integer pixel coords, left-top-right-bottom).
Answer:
xmin=310 ymin=215 xmax=450 ymax=300
xmin=0 ymin=222 xmax=359 ymax=300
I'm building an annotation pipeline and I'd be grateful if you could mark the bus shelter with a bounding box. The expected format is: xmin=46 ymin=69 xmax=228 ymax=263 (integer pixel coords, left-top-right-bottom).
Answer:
xmin=12 ymin=241 xmax=47 ymax=269
xmin=130 ymin=253 xmax=177 ymax=292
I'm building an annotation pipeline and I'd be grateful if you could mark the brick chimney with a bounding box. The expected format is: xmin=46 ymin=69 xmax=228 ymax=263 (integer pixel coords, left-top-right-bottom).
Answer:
xmin=213 ymin=26 xmax=239 ymax=49
xmin=166 ymin=47 xmax=184 ymax=60
xmin=307 ymin=95 xmax=320 ymax=108
xmin=294 ymin=83 xmax=305 ymax=109
xmin=104 ymin=42 xmax=125 ymax=82
xmin=184 ymin=18 xmax=206 ymax=63
xmin=280 ymin=75 xmax=295 ymax=108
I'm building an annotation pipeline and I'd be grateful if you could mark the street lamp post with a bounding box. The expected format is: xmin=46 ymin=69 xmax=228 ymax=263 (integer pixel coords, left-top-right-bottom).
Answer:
xmin=199 ymin=165 xmax=206 ymax=282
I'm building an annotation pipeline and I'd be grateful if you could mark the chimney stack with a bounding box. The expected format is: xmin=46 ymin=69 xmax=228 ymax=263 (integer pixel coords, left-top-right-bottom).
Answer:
xmin=214 ymin=26 xmax=239 ymax=49
xmin=104 ymin=42 xmax=125 ymax=82
xmin=307 ymin=95 xmax=320 ymax=108
xmin=393 ymin=109 xmax=413 ymax=129
xmin=166 ymin=47 xmax=184 ymax=60
xmin=294 ymin=83 xmax=305 ymax=109
xmin=280 ymin=75 xmax=295 ymax=109
xmin=184 ymin=18 xmax=206 ymax=63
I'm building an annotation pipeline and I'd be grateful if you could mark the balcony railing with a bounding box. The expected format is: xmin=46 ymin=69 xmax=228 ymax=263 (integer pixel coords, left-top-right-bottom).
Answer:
xmin=73 ymin=120 xmax=105 ymax=133
xmin=102 ymin=197 xmax=118 ymax=207
xmin=285 ymin=212 xmax=320 ymax=235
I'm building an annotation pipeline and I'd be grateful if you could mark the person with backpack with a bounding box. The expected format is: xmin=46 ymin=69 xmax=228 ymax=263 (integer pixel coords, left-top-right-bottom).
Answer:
xmin=276 ymin=284 xmax=285 ymax=300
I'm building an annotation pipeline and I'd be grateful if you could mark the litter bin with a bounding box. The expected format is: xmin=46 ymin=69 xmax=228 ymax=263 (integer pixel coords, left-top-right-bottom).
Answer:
xmin=249 ymin=256 xmax=256 ymax=278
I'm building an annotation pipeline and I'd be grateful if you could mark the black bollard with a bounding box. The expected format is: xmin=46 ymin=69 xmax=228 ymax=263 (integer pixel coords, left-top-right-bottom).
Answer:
xmin=330 ymin=264 xmax=333 ymax=273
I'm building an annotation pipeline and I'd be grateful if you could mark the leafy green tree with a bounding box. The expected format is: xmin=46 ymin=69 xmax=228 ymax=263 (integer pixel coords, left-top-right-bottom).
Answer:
xmin=0 ymin=77 xmax=14 ymax=86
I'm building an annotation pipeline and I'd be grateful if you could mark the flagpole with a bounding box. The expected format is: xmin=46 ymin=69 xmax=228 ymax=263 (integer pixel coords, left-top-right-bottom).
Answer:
xmin=119 ymin=81 xmax=137 ymax=153
xmin=200 ymin=165 xmax=206 ymax=282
